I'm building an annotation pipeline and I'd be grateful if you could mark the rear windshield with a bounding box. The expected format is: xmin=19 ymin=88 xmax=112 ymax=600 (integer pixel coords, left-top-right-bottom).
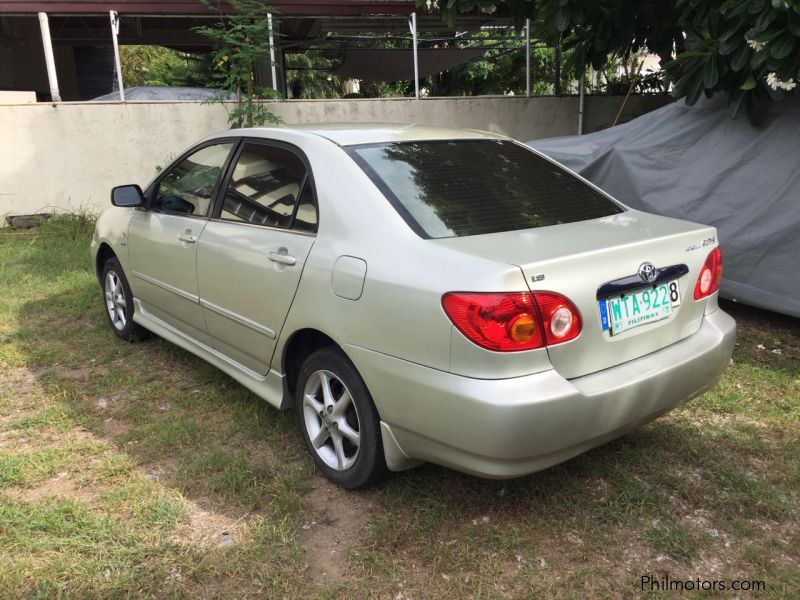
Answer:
xmin=347 ymin=139 xmax=623 ymax=238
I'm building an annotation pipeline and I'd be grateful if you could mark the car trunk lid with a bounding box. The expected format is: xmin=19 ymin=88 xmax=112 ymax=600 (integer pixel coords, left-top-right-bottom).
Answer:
xmin=432 ymin=211 xmax=718 ymax=379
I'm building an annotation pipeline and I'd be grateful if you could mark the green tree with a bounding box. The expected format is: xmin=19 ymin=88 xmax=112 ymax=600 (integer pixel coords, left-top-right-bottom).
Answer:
xmin=419 ymin=0 xmax=800 ymax=121
xmin=431 ymin=41 xmax=576 ymax=96
xmin=285 ymin=50 xmax=343 ymax=99
xmin=120 ymin=46 xmax=218 ymax=88
xmin=667 ymin=0 xmax=800 ymax=122
xmin=195 ymin=0 xmax=281 ymax=128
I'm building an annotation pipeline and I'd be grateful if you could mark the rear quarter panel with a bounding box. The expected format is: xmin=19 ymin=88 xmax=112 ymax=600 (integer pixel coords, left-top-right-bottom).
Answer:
xmin=273 ymin=138 xmax=532 ymax=375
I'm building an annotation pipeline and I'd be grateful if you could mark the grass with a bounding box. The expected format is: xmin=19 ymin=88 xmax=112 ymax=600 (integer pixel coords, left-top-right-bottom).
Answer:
xmin=0 ymin=216 xmax=798 ymax=598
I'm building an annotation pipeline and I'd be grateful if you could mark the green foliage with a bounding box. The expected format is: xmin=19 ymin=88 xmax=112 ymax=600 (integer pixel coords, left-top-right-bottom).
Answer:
xmin=419 ymin=0 xmax=538 ymax=29
xmin=285 ymin=50 xmax=343 ymax=99
xmin=357 ymin=79 xmax=416 ymax=98
xmin=419 ymin=0 xmax=683 ymax=64
xmin=120 ymin=46 xmax=218 ymax=88
xmin=431 ymin=33 xmax=577 ymax=95
xmin=666 ymin=0 xmax=800 ymax=123
xmin=420 ymin=0 xmax=800 ymax=121
xmin=585 ymin=52 xmax=670 ymax=95
xmin=195 ymin=0 xmax=282 ymax=128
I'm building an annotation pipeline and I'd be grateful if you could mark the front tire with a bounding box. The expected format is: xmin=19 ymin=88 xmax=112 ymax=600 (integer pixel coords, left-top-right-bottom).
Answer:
xmin=295 ymin=347 xmax=388 ymax=489
xmin=101 ymin=256 xmax=150 ymax=342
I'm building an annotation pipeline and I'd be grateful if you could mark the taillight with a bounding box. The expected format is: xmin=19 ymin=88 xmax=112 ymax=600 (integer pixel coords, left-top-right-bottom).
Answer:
xmin=534 ymin=291 xmax=583 ymax=346
xmin=441 ymin=291 xmax=581 ymax=352
xmin=694 ymin=247 xmax=723 ymax=300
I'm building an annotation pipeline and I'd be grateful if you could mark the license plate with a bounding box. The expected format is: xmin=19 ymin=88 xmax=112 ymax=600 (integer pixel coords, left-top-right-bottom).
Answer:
xmin=599 ymin=280 xmax=681 ymax=336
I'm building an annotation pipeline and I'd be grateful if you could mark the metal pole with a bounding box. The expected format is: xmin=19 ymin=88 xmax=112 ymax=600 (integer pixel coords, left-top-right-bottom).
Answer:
xmin=577 ymin=60 xmax=585 ymax=135
xmin=554 ymin=42 xmax=561 ymax=96
xmin=280 ymin=47 xmax=288 ymax=97
xmin=268 ymin=13 xmax=277 ymax=92
xmin=525 ymin=18 xmax=531 ymax=96
xmin=411 ymin=12 xmax=419 ymax=99
xmin=37 ymin=13 xmax=61 ymax=102
xmin=109 ymin=11 xmax=125 ymax=102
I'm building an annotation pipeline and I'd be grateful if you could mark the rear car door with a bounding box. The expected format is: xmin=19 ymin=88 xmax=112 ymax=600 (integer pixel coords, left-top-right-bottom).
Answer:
xmin=196 ymin=139 xmax=318 ymax=374
xmin=127 ymin=141 xmax=236 ymax=347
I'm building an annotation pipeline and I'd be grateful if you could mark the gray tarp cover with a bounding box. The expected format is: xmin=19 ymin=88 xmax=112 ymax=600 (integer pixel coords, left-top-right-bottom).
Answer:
xmin=92 ymin=86 xmax=233 ymax=101
xmin=529 ymin=97 xmax=800 ymax=318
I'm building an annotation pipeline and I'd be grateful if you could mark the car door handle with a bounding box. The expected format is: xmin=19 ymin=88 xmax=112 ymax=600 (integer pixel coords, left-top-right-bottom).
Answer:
xmin=177 ymin=233 xmax=197 ymax=243
xmin=267 ymin=251 xmax=297 ymax=266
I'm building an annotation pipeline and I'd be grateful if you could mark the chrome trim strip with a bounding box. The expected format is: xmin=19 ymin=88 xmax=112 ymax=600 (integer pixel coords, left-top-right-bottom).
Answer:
xmin=199 ymin=298 xmax=276 ymax=339
xmin=132 ymin=271 xmax=199 ymax=303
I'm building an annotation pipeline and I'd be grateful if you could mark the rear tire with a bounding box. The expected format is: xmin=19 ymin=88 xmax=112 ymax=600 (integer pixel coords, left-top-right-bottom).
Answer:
xmin=295 ymin=347 xmax=389 ymax=489
xmin=101 ymin=256 xmax=150 ymax=342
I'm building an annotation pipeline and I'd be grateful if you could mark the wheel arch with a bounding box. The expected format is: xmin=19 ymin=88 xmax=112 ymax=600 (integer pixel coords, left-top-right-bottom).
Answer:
xmin=281 ymin=328 xmax=341 ymax=406
xmin=95 ymin=242 xmax=117 ymax=283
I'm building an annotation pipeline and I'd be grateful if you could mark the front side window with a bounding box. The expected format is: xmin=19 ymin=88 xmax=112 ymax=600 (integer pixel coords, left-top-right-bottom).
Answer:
xmin=152 ymin=143 xmax=233 ymax=216
xmin=221 ymin=143 xmax=314 ymax=231
xmin=348 ymin=139 xmax=624 ymax=238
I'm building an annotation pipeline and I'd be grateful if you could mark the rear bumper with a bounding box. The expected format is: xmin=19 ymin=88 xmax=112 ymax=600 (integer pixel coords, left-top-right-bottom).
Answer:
xmin=347 ymin=308 xmax=736 ymax=478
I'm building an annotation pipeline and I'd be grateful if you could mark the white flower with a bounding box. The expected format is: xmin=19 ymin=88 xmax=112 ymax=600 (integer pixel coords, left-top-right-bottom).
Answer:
xmin=747 ymin=39 xmax=765 ymax=52
xmin=766 ymin=72 xmax=797 ymax=91
xmin=766 ymin=72 xmax=779 ymax=89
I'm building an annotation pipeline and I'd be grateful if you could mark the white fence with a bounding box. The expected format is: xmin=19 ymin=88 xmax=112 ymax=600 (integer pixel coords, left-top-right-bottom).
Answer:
xmin=0 ymin=95 xmax=669 ymax=220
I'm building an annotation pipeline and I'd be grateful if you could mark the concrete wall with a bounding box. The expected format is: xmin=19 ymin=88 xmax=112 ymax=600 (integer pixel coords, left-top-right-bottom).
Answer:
xmin=0 ymin=91 xmax=36 ymax=104
xmin=0 ymin=95 xmax=670 ymax=220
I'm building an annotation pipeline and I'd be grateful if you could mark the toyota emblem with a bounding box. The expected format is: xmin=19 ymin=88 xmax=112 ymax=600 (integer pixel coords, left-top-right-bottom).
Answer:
xmin=637 ymin=262 xmax=657 ymax=283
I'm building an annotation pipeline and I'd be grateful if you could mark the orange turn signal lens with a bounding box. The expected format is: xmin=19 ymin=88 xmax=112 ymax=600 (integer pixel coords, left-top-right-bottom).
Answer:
xmin=508 ymin=313 xmax=537 ymax=342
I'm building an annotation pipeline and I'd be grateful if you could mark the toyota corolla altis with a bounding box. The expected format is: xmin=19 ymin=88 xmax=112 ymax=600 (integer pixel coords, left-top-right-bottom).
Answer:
xmin=91 ymin=124 xmax=736 ymax=488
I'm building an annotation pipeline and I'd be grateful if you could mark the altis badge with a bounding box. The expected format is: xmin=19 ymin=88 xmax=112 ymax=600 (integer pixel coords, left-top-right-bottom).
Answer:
xmin=685 ymin=236 xmax=716 ymax=252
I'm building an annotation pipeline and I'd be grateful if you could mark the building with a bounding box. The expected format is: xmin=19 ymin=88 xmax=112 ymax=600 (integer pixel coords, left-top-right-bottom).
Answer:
xmin=0 ymin=1 xmax=510 ymax=102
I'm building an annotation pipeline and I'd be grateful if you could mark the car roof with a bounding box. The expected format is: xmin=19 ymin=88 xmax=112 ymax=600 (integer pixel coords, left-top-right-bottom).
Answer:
xmin=226 ymin=123 xmax=507 ymax=147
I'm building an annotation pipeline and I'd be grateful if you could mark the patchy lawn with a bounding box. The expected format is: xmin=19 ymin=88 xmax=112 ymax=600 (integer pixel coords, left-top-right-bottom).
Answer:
xmin=0 ymin=217 xmax=797 ymax=598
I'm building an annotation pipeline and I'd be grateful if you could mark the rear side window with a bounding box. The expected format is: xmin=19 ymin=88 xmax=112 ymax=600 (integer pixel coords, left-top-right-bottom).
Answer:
xmin=348 ymin=140 xmax=623 ymax=238
xmin=220 ymin=142 xmax=317 ymax=232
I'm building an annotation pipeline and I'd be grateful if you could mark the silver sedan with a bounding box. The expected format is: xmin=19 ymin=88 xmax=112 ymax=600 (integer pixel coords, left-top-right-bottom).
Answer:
xmin=91 ymin=124 xmax=736 ymax=488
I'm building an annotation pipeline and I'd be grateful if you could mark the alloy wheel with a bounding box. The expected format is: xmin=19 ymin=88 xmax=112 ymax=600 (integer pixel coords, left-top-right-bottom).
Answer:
xmin=302 ymin=369 xmax=361 ymax=471
xmin=105 ymin=270 xmax=127 ymax=330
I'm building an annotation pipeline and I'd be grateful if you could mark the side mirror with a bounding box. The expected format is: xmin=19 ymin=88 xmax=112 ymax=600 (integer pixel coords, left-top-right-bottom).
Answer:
xmin=111 ymin=184 xmax=145 ymax=208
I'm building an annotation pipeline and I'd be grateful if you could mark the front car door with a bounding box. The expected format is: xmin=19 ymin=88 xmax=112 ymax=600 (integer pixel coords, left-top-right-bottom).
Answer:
xmin=196 ymin=140 xmax=318 ymax=374
xmin=127 ymin=141 xmax=236 ymax=347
